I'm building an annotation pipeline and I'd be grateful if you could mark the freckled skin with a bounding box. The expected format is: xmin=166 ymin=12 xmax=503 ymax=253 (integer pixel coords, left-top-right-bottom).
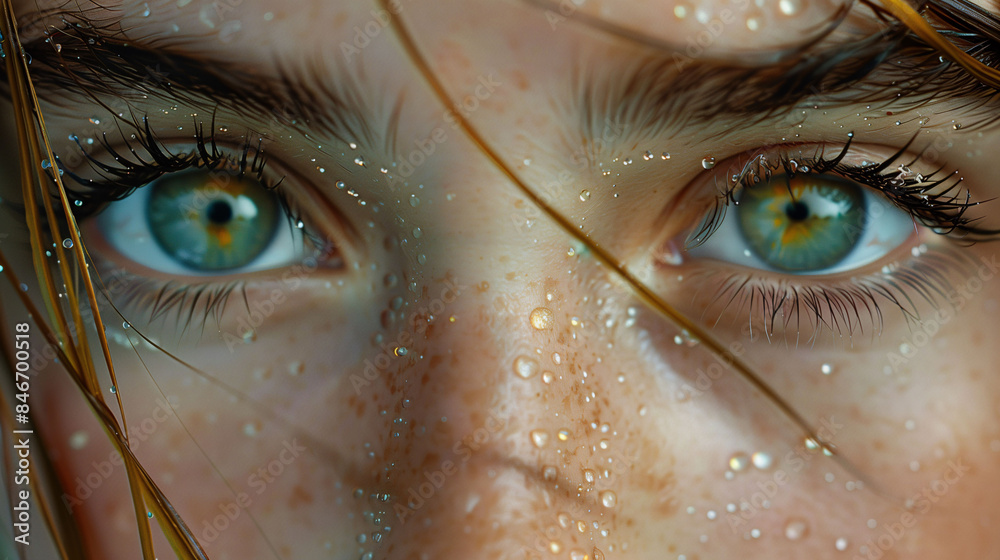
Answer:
xmin=6 ymin=0 xmax=1000 ymax=559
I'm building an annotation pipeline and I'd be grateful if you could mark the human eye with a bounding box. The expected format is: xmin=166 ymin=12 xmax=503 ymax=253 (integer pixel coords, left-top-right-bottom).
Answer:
xmin=656 ymin=137 xmax=995 ymax=340
xmin=56 ymin=118 xmax=346 ymax=330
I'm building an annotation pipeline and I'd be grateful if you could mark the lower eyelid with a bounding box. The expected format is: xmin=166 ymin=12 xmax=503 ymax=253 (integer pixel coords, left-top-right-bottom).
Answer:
xmin=653 ymin=233 xmax=975 ymax=342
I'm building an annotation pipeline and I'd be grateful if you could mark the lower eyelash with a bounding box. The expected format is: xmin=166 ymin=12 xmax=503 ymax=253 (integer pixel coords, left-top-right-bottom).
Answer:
xmin=679 ymin=243 xmax=978 ymax=345
xmin=91 ymin=261 xmax=246 ymax=340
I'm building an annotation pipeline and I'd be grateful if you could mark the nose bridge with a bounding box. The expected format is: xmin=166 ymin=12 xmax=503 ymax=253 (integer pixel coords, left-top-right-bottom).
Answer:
xmin=369 ymin=195 xmax=657 ymax=558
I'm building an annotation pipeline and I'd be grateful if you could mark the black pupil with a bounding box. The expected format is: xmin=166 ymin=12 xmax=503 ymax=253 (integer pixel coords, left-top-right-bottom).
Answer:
xmin=785 ymin=200 xmax=809 ymax=222
xmin=206 ymin=200 xmax=234 ymax=225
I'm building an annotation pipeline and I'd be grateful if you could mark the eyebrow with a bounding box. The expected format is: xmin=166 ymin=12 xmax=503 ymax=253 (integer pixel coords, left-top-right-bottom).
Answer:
xmin=18 ymin=20 xmax=399 ymax=154
xmin=572 ymin=0 xmax=1000 ymax=146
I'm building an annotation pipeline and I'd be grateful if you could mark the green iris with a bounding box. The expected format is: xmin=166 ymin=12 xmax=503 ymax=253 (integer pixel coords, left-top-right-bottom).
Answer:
xmin=736 ymin=174 xmax=866 ymax=272
xmin=147 ymin=170 xmax=280 ymax=272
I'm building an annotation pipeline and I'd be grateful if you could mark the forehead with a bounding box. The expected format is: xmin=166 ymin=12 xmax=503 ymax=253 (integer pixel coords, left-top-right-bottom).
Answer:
xmin=14 ymin=0 xmax=894 ymax=56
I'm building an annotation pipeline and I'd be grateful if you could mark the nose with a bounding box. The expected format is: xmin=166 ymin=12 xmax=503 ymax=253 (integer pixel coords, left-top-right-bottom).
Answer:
xmin=362 ymin=172 xmax=663 ymax=560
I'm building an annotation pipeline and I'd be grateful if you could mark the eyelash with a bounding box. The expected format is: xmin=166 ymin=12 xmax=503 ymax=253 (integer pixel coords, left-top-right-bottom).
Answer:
xmin=48 ymin=115 xmax=333 ymax=334
xmin=685 ymin=135 xmax=999 ymax=251
xmin=666 ymin=136 xmax=995 ymax=342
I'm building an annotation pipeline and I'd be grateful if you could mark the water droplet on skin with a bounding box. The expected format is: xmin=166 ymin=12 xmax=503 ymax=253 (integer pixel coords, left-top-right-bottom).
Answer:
xmin=73 ymin=199 xmax=82 ymax=207
xmin=62 ymin=238 xmax=73 ymax=249
xmin=122 ymin=321 xmax=131 ymax=329
xmin=707 ymin=510 xmax=717 ymax=520
xmin=89 ymin=116 xmax=101 ymax=125
xmin=354 ymin=156 xmax=366 ymax=166
xmin=821 ymin=363 xmax=833 ymax=375
xmin=570 ymin=549 xmax=588 ymax=560
xmin=417 ymin=254 xmax=427 ymax=265
xmin=746 ymin=16 xmax=760 ymax=30
xmin=579 ymin=190 xmax=591 ymax=202
xmin=557 ymin=429 xmax=570 ymax=441
xmin=558 ymin=512 xmax=572 ymax=528
xmin=548 ymin=541 xmax=562 ymax=554
xmin=543 ymin=465 xmax=558 ymax=481
xmin=110 ymin=386 xmax=116 ymax=393
xmin=600 ymin=490 xmax=617 ymax=508
xmin=409 ymin=195 xmax=420 ymax=207
xmin=583 ymin=469 xmax=596 ymax=483
xmin=551 ymin=352 xmax=562 ymax=365
xmin=529 ymin=307 xmax=554 ymax=330
xmin=835 ymin=537 xmax=849 ymax=551
xmin=729 ymin=452 xmax=750 ymax=471
xmin=541 ymin=371 xmax=554 ymax=384
xmin=530 ymin=429 xmax=549 ymax=448
xmin=751 ymin=451 xmax=772 ymax=470
xmin=643 ymin=150 xmax=653 ymax=160
xmin=593 ymin=548 xmax=606 ymax=560
xmin=394 ymin=346 xmax=408 ymax=356
xmin=702 ymin=156 xmax=716 ymax=169
xmin=778 ymin=0 xmax=800 ymax=15
xmin=782 ymin=517 xmax=809 ymax=540
xmin=513 ymin=356 xmax=539 ymax=379
xmin=69 ymin=430 xmax=89 ymax=450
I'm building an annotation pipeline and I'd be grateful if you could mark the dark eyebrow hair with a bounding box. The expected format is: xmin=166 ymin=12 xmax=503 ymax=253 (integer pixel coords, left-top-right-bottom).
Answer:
xmin=572 ymin=0 xmax=1000 ymax=146
xmin=16 ymin=18 xmax=400 ymax=154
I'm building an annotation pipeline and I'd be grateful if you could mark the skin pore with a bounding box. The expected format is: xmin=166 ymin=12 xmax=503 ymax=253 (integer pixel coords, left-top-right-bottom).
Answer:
xmin=2 ymin=0 xmax=1000 ymax=558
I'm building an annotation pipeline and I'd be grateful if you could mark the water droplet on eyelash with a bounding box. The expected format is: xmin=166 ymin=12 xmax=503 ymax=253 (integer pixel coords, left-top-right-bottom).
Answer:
xmin=600 ymin=490 xmax=617 ymax=508
xmin=62 ymin=238 xmax=73 ymax=249
xmin=752 ymin=451 xmax=773 ymax=470
xmin=784 ymin=518 xmax=809 ymax=540
xmin=122 ymin=321 xmax=131 ymax=329
xmin=40 ymin=159 xmax=51 ymax=169
xmin=530 ymin=429 xmax=549 ymax=448
xmin=821 ymin=363 xmax=834 ymax=375
xmin=835 ymin=537 xmax=849 ymax=551
xmin=295 ymin=220 xmax=304 ymax=229
xmin=701 ymin=157 xmax=716 ymax=169
xmin=110 ymin=386 xmax=116 ymax=394
xmin=530 ymin=307 xmax=554 ymax=330
xmin=579 ymin=190 xmax=591 ymax=202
